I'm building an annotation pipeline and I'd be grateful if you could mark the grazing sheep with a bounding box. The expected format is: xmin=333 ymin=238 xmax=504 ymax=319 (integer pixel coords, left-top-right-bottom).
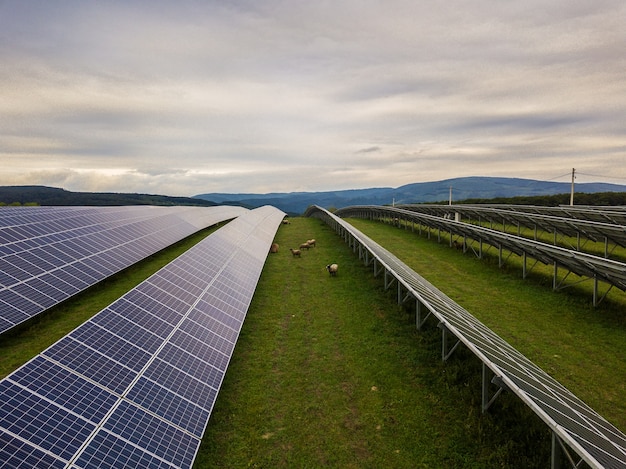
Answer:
xmin=282 ymin=219 xmax=291 ymax=225
xmin=299 ymin=242 xmax=311 ymax=250
xmin=326 ymin=263 xmax=338 ymax=276
xmin=306 ymin=239 xmax=316 ymax=247
xmin=270 ymin=243 xmax=279 ymax=253
xmin=289 ymin=248 xmax=301 ymax=257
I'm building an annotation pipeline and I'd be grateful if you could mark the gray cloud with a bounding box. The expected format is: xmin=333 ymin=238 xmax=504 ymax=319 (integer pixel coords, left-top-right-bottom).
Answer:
xmin=1 ymin=0 xmax=625 ymax=196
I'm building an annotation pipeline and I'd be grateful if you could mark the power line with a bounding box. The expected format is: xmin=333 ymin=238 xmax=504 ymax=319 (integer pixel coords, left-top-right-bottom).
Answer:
xmin=576 ymin=171 xmax=626 ymax=183
xmin=544 ymin=172 xmax=572 ymax=182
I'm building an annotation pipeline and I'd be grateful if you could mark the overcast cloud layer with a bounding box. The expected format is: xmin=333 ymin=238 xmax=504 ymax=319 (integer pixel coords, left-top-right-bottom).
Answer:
xmin=1 ymin=0 xmax=625 ymax=196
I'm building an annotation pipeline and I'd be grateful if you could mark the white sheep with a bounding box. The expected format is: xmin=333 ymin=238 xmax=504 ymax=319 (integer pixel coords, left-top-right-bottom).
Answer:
xmin=306 ymin=239 xmax=316 ymax=247
xmin=326 ymin=263 xmax=338 ymax=276
xmin=269 ymin=243 xmax=279 ymax=253
xmin=289 ymin=248 xmax=301 ymax=257
xmin=299 ymin=242 xmax=311 ymax=250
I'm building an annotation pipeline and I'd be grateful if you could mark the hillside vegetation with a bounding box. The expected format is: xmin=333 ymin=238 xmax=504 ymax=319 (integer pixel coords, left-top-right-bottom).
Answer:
xmin=0 ymin=185 xmax=216 ymax=206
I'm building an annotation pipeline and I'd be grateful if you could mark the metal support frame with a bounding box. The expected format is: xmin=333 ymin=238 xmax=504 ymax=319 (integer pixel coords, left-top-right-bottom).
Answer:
xmin=438 ymin=322 xmax=461 ymax=361
xmin=397 ymin=283 xmax=413 ymax=305
xmin=384 ymin=269 xmax=396 ymax=290
xmin=465 ymin=238 xmax=482 ymax=259
xmin=481 ymin=364 xmax=509 ymax=413
xmin=522 ymin=252 xmax=540 ymax=279
xmin=551 ymin=433 xmax=585 ymax=469
xmin=416 ymin=299 xmax=432 ymax=330
xmin=373 ymin=259 xmax=383 ymax=277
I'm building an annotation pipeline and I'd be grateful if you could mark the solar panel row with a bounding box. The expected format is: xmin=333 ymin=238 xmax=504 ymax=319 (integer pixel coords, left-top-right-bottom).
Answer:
xmin=485 ymin=204 xmax=626 ymax=226
xmin=307 ymin=205 xmax=626 ymax=468
xmin=398 ymin=204 xmax=626 ymax=250
xmin=0 ymin=205 xmax=247 ymax=335
xmin=0 ymin=205 xmax=285 ymax=468
xmin=336 ymin=205 xmax=626 ymax=302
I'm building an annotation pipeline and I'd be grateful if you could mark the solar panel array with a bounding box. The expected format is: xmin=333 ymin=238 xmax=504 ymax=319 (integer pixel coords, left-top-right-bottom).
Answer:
xmin=0 ymin=205 xmax=247 ymax=335
xmin=0 ymin=205 xmax=285 ymax=468
xmin=306 ymin=205 xmax=626 ymax=468
xmin=398 ymin=204 xmax=626 ymax=250
xmin=336 ymin=205 xmax=626 ymax=300
xmin=486 ymin=204 xmax=626 ymax=226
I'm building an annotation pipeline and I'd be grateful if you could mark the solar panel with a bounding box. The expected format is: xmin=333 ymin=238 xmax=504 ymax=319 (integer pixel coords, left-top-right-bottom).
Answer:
xmin=307 ymin=204 xmax=626 ymax=468
xmin=336 ymin=205 xmax=626 ymax=305
xmin=0 ymin=205 xmax=247 ymax=335
xmin=0 ymin=205 xmax=285 ymax=468
xmin=398 ymin=204 xmax=626 ymax=250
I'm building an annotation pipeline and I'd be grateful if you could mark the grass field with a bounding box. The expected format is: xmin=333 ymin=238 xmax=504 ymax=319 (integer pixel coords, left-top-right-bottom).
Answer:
xmin=1 ymin=215 xmax=624 ymax=468
xmin=344 ymin=217 xmax=626 ymax=432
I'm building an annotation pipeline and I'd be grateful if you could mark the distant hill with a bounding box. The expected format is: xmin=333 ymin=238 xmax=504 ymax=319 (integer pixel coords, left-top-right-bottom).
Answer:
xmin=0 ymin=186 xmax=216 ymax=207
xmin=195 ymin=176 xmax=626 ymax=215
xmin=3 ymin=177 xmax=625 ymax=213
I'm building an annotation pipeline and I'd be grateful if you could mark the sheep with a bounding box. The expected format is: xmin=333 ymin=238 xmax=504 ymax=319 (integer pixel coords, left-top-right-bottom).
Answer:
xmin=299 ymin=242 xmax=311 ymax=250
xmin=289 ymin=248 xmax=301 ymax=257
xmin=282 ymin=219 xmax=291 ymax=225
xmin=269 ymin=243 xmax=279 ymax=253
xmin=326 ymin=263 xmax=338 ymax=276
xmin=306 ymin=239 xmax=316 ymax=247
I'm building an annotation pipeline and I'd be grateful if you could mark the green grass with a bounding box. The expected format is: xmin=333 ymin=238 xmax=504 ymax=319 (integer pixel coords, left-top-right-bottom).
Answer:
xmin=344 ymin=218 xmax=626 ymax=432
xmin=195 ymin=218 xmax=554 ymax=468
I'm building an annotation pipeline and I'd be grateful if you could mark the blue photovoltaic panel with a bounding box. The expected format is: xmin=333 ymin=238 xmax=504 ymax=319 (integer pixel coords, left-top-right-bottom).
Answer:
xmin=68 ymin=322 xmax=153 ymax=371
xmin=0 ymin=382 xmax=96 ymax=461
xmin=0 ymin=205 xmax=248 ymax=335
xmin=126 ymin=376 xmax=209 ymax=437
xmin=100 ymin=400 xmax=199 ymax=468
xmin=9 ymin=357 xmax=118 ymax=423
xmin=91 ymin=309 xmax=165 ymax=354
xmin=43 ymin=337 xmax=139 ymax=395
xmin=73 ymin=429 xmax=176 ymax=469
xmin=142 ymin=357 xmax=222 ymax=409
xmin=0 ymin=205 xmax=286 ymax=468
xmin=0 ymin=432 xmax=67 ymax=469
xmin=169 ymin=328 xmax=231 ymax=371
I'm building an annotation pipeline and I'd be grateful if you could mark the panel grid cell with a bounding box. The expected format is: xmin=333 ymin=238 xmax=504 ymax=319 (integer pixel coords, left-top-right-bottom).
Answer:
xmin=0 ymin=431 xmax=67 ymax=469
xmin=9 ymin=356 xmax=118 ymax=423
xmin=0 ymin=382 xmax=96 ymax=461
xmin=102 ymin=401 xmax=199 ymax=468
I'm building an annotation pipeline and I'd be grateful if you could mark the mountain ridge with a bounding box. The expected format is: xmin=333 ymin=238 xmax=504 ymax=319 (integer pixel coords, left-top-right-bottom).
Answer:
xmin=195 ymin=176 xmax=626 ymax=214
xmin=2 ymin=177 xmax=625 ymax=213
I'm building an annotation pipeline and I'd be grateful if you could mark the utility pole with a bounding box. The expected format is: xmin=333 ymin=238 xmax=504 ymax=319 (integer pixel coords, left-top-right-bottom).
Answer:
xmin=570 ymin=168 xmax=575 ymax=206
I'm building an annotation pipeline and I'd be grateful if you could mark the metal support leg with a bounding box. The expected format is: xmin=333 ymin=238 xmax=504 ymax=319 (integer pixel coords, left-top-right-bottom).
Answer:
xmin=438 ymin=322 xmax=460 ymax=361
xmin=416 ymin=300 xmax=431 ymax=330
xmin=482 ymin=364 xmax=507 ymax=413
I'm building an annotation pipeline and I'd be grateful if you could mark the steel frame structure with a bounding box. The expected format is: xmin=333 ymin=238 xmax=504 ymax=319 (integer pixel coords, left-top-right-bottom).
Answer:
xmin=305 ymin=204 xmax=626 ymax=469
xmin=336 ymin=205 xmax=626 ymax=306
xmin=398 ymin=204 xmax=626 ymax=259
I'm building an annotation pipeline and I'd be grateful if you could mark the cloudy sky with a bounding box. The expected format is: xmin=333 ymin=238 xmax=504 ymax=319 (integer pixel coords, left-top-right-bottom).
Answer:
xmin=1 ymin=0 xmax=625 ymax=196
